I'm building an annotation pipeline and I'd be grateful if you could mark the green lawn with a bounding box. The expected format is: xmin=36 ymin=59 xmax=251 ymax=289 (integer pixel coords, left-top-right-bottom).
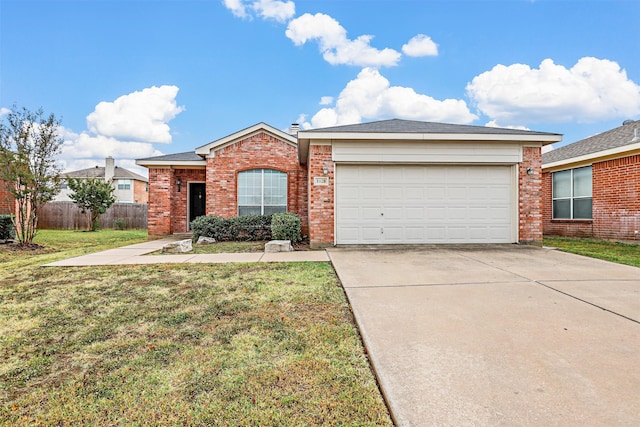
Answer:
xmin=0 ymin=230 xmax=392 ymax=426
xmin=544 ymin=236 xmax=640 ymax=268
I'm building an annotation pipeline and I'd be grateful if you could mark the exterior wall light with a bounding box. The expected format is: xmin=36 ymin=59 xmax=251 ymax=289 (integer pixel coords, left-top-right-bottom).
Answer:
xmin=176 ymin=177 xmax=182 ymax=192
xmin=323 ymin=166 xmax=329 ymax=175
xmin=526 ymin=167 xmax=534 ymax=175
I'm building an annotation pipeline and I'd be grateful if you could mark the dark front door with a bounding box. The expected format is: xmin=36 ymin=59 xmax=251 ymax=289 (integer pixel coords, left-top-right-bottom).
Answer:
xmin=189 ymin=183 xmax=206 ymax=227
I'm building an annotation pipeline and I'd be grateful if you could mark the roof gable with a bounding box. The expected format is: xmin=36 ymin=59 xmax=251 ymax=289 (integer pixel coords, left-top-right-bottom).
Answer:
xmin=543 ymin=120 xmax=640 ymax=167
xmin=195 ymin=122 xmax=297 ymax=156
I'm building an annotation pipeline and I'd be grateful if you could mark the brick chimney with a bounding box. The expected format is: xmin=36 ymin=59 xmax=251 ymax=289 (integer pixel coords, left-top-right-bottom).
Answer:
xmin=105 ymin=156 xmax=115 ymax=182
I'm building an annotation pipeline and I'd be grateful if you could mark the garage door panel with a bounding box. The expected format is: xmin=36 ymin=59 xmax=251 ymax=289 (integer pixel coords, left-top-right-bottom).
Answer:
xmin=336 ymin=165 xmax=515 ymax=244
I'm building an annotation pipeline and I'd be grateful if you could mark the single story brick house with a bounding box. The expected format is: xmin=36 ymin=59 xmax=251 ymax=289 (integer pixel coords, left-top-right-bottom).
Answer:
xmin=542 ymin=119 xmax=640 ymax=240
xmin=137 ymin=119 xmax=561 ymax=247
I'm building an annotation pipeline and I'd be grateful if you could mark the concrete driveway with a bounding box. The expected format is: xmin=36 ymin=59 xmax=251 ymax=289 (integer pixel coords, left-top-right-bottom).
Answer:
xmin=328 ymin=246 xmax=640 ymax=426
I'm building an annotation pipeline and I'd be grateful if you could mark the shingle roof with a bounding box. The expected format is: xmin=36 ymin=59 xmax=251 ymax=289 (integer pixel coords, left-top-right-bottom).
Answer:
xmin=543 ymin=120 xmax=640 ymax=165
xmin=136 ymin=151 xmax=204 ymax=162
xmin=307 ymin=118 xmax=560 ymax=137
xmin=64 ymin=166 xmax=147 ymax=182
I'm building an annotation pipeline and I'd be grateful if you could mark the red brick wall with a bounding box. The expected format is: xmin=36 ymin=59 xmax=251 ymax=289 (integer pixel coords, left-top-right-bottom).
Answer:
xmin=171 ymin=169 xmax=206 ymax=233
xmin=204 ymin=132 xmax=308 ymax=235
xmin=593 ymin=154 xmax=640 ymax=240
xmin=307 ymin=145 xmax=334 ymax=248
xmin=542 ymin=154 xmax=640 ymax=240
xmin=518 ymin=146 xmax=543 ymax=244
xmin=0 ymin=180 xmax=15 ymax=215
xmin=133 ymin=180 xmax=148 ymax=204
xmin=147 ymin=168 xmax=173 ymax=236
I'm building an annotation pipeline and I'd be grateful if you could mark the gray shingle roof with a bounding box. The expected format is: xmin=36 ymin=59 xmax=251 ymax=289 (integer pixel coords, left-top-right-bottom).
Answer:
xmin=64 ymin=166 xmax=147 ymax=182
xmin=306 ymin=118 xmax=560 ymax=136
xmin=136 ymin=151 xmax=204 ymax=162
xmin=543 ymin=120 xmax=640 ymax=165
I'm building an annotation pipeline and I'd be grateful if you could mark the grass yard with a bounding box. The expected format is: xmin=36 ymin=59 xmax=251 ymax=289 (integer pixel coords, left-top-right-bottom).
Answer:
xmin=544 ymin=236 xmax=640 ymax=268
xmin=0 ymin=230 xmax=392 ymax=426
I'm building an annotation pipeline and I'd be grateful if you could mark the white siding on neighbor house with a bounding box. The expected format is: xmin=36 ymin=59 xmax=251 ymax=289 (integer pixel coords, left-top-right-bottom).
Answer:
xmin=332 ymin=141 xmax=523 ymax=164
xmin=335 ymin=164 xmax=516 ymax=244
xmin=53 ymin=179 xmax=135 ymax=203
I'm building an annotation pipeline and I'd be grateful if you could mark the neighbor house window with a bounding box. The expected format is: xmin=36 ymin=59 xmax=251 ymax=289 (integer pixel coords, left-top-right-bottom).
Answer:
xmin=552 ymin=166 xmax=592 ymax=219
xmin=117 ymin=179 xmax=131 ymax=190
xmin=60 ymin=180 xmax=68 ymax=190
xmin=238 ymin=169 xmax=287 ymax=216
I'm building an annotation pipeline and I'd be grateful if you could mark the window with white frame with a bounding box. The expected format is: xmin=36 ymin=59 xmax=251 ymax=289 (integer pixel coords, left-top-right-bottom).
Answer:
xmin=238 ymin=169 xmax=287 ymax=216
xmin=552 ymin=166 xmax=592 ymax=219
xmin=117 ymin=179 xmax=131 ymax=190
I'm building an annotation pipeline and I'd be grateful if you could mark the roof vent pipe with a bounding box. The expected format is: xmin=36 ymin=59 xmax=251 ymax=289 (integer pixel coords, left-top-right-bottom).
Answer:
xmin=622 ymin=119 xmax=634 ymax=125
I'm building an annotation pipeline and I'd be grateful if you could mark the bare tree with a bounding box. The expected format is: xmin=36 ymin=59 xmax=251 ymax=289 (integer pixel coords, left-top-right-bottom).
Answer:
xmin=0 ymin=106 xmax=63 ymax=245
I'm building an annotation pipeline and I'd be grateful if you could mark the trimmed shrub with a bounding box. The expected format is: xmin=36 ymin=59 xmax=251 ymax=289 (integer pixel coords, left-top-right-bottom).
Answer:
xmin=0 ymin=215 xmax=15 ymax=240
xmin=271 ymin=212 xmax=302 ymax=243
xmin=191 ymin=215 xmax=273 ymax=242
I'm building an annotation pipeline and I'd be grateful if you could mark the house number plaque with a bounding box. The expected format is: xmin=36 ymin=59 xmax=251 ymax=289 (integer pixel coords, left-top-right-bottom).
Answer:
xmin=313 ymin=176 xmax=329 ymax=186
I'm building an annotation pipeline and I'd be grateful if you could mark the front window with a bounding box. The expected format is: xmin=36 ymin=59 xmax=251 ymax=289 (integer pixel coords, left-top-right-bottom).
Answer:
xmin=238 ymin=169 xmax=287 ymax=216
xmin=117 ymin=179 xmax=131 ymax=190
xmin=552 ymin=166 xmax=592 ymax=219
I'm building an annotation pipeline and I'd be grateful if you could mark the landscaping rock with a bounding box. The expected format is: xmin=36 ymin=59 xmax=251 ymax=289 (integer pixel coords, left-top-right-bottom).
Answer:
xmin=196 ymin=236 xmax=216 ymax=245
xmin=265 ymin=240 xmax=293 ymax=253
xmin=162 ymin=239 xmax=193 ymax=253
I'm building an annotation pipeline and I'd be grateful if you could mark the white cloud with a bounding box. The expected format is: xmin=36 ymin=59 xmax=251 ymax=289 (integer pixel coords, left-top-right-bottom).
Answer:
xmin=402 ymin=34 xmax=438 ymax=57
xmin=319 ymin=96 xmax=334 ymax=105
xmin=86 ymin=85 xmax=184 ymax=143
xmin=466 ymin=57 xmax=640 ymax=125
xmin=57 ymin=85 xmax=183 ymax=176
xmin=223 ymin=0 xmax=294 ymax=22
xmin=485 ymin=120 xmax=530 ymax=131
xmin=223 ymin=0 xmax=249 ymax=19
xmin=286 ymin=13 xmax=401 ymax=67
xmin=0 ymin=107 xmax=10 ymax=117
xmin=302 ymin=67 xmax=477 ymax=128
xmin=252 ymin=0 xmax=295 ymax=22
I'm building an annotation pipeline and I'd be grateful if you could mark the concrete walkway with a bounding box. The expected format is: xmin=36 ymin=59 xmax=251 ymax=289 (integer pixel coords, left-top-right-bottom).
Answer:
xmin=43 ymin=237 xmax=329 ymax=266
xmin=329 ymin=245 xmax=640 ymax=426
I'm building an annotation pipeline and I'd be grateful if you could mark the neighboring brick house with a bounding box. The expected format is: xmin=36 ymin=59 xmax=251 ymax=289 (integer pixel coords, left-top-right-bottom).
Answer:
xmin=55 ymin=157 xmax=149 ymax=204
xmin=542 ymin=119 xmax=640 ymax=240
xmin=0 ymin=179 xmax=15 ymax=215
xmin=138 ymin=120 xmax=561 ymax=247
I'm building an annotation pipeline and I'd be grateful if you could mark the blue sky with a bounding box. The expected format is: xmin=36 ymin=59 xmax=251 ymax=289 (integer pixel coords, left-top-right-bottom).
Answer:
xmin=2 ymin=0 xmax=639 ymax=176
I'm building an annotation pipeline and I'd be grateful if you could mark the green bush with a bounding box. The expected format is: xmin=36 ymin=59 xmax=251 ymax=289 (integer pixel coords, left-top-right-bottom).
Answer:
xmin=271 ymin=212 xmax=302 ymax=243
xmin=191 ymin=215 xmax=273 ymax=242
xmin=0 ymin=215 xmax=15 ymax=240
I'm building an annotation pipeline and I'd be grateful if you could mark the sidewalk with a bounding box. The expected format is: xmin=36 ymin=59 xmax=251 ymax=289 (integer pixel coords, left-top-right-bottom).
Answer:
xmin=43 ymin=237 xmax=330 ymax=266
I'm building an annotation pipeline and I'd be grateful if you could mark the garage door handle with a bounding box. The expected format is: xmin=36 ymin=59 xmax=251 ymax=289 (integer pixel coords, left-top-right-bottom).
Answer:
xmin=380 ymin=213 xmax=384 ymax=216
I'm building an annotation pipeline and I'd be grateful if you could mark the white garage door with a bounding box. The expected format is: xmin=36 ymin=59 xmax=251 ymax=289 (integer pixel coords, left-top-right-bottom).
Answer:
xmin=336 ymin=164 xmax=515 ymax=244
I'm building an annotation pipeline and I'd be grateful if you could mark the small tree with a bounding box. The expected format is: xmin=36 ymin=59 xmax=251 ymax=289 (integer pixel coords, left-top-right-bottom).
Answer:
xmin=67 ymin=177 xmax=116 ymax=231
xmin=0 ymin=106 xmax=63 ymax=245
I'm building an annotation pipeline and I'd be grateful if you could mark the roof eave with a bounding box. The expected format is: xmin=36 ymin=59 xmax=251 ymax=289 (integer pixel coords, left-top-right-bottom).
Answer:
xmin=135 ymin=159 xmax=207 ymax=168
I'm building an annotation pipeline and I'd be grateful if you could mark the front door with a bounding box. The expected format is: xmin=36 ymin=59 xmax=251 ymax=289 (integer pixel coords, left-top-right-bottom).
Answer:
xmin=188 ymin=182 xmax=206 ymax=227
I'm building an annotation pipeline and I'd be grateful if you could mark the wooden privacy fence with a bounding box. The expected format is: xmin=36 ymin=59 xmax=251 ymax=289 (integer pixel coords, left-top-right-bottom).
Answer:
xmin=39 ymin=202 xmax=148 ymax=230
